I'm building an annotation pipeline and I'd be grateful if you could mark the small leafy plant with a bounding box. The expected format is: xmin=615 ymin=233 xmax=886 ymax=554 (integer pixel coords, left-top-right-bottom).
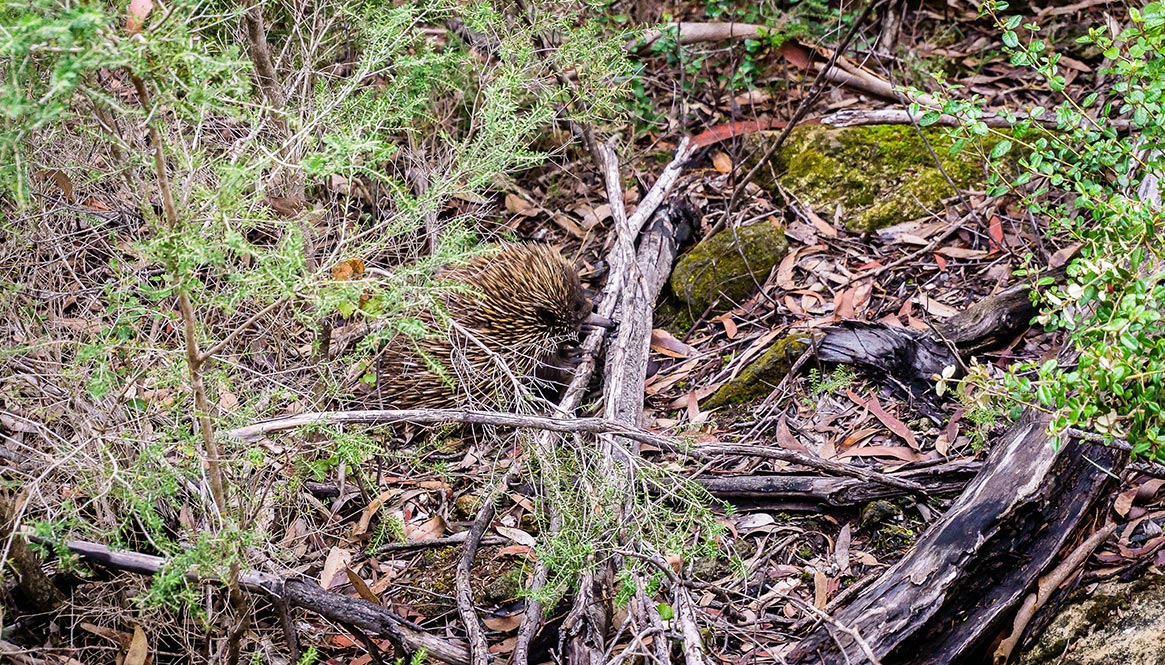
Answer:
xmin=914 ymin=2 xmax=1165 ymax=460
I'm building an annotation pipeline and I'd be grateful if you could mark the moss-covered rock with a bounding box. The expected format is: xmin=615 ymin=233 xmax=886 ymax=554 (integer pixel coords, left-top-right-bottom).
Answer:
xmin=751 ymin=125 xmax=1001 ymax=232
xmin=703 ymin=333 xmax=811 ymax=408
xmin=1018 ymin=574 xmax=1165 ymax=665
xmin=669 ymin=221 xmax=788 ymax=314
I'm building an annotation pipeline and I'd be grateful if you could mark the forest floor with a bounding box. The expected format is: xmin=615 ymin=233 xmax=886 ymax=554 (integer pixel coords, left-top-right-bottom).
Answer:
xmin=4 ymin=1 xmax=1165 ymax=664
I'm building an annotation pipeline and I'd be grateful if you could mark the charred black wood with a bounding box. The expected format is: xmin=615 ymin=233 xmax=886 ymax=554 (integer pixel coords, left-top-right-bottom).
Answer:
xmin=815 ymin=264 xmax=1066 ymax=408
xmin=787 ymin=412 xmax=1124 ymax=665
xmin=696 ymin=458 xmax=981 ymax=508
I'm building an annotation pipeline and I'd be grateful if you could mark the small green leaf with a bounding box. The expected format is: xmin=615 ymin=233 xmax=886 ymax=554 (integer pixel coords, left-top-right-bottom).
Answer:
xmin=919 ymin=110 xmax=942 ymax=126
xmin=657 ymin=603 xmax=675 ymax=620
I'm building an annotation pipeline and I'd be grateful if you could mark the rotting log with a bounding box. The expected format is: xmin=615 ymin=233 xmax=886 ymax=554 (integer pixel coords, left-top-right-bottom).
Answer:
xmin=787 ymin=411 xmax=1123 ymax=664
xmin=817 ymin=263 xmax=1069 ymax=397
xmin=696 ymin=458 xmax=981 ymax=509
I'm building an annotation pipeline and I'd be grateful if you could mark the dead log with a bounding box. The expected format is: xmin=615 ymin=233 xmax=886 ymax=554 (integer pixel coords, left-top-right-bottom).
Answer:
xmin=787 ymin=412 xmax=1124 ymax=664
xmin=816 ymin=263 xmax=1068 ymax=397
xmin=696 ymin=458 xmax=981 ymax=509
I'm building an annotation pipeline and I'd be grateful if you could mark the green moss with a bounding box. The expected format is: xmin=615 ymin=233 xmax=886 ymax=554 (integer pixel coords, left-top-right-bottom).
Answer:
xmin=479 ymin=566 xmax=525 ymax=605
xmin=752 ymin=125 xmax=1002 ymax=232
xmin=870 ymin=524 xmax=917 ymax=554
xmin=860 ymin=500 xmax=902 ymax=529
xmin=703 ymin=333 xmax=812 ymax=408
xmin=669 ymin=221 xmax=789 ymax=314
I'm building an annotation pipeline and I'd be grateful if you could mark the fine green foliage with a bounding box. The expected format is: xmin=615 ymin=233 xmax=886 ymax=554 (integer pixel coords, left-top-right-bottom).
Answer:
xmin=808 ymin=366 xmax=857 ymax=396
xmin=527 ymin=438 xmax=726 ymax=606
xmin=0 ymin=0 xmax=637 ymax=621
xmin=915 ymin=2 xmax=1165 ymax=460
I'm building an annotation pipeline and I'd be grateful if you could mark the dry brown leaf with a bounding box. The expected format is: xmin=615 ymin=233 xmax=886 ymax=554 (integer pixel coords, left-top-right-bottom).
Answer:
xmin=495 ymin=525 xmax=536 ymax=547
xmin=803 ymin=206 xmax=838 ymax=238
xmin=267 ymin=195 xmax=309 ymax=218
xmin=813 ymin=569 xmax=828 ymax=608
xmin=406 ymin=514 xmax=446 ymax=542
xmin=934 ymin=432 xmax=950 ymax=457
xmin=352 ymin=490 xmax=399 ymax=537
xmin=1114 ymin=485 xmax=1139 ymax=517
xmin=1136 ymin=478 xmax=1165 ymax=502
xmin=124 ymin=625 xmax=149 ymax=665
xmin=778 ymin=248 xmax=806 ymax=289
xmin=504 ymin=192 xmax=539 ymax=217
xmin=734 ymin=513 xmax=776 ymax=533
xmin=84 ymin=197 xmax=111 ymax=211
xmin=645 ymin=358 xmax=697 ymax=395
xmin=838 ymin=428 xmax=879 ymax=449
xmin=218 ymin=390 xmax=238 ymax=411
xmin=834 ymin=286 xmax=856 ymax=319
xmin=711 ymin=314 xmax=739 ymax=339
xmin=1050 ymin=242 xmax=1084 ymax=269
xmin=497 ymin=544 xmax=533 ymax=557
xmin=488 ymin=636 xmax=517 ymax=655
xmin=934 ymin=246 xmax=989 ymax=259
xmin=896 ymin=233 xmax=931 ymax=246
xmin=847 ymin=389 xmax=919 ymax=450
xmin=127 ymin=0 xmax=154 ymax=34
xmin=548 ymin=212 xmax=586 ymax=238
xmin=483 ymin=614 xmax=523 ymax=632
xmin=650 ymin=328 xmax=696 ymax=358
xmin=346 ymin=567 xmax=380 ymax=604
xmin=331 ymin=258 xmax=365 ymax=281
xmin=80 ymin=622 xmax=132 ymax=647
xmin=36 ymin=169 xmax=75 ymax=202
xmin=834 ymin=524 xmax=851 ymax=576
xmin=851 ymin=280 xmax=872 ymax=316
xmin=985 ymin=216 xmax=1004 ymax=250
xmin=775 ymin=416 xmax=813 ymax=454
xmin=915 ymin=293 xmax=960 ymax=319
xmin=711 ymin=152 xmax=733 ymax=174
xmin=732 ymin=89 xmax=772 ymax=106
xmin=320 ymin=546 xmax=353 ymax=589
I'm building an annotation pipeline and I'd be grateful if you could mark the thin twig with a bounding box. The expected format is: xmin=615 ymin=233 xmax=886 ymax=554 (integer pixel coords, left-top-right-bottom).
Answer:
xmin=724 ymin=0 xmax=883 ymax=221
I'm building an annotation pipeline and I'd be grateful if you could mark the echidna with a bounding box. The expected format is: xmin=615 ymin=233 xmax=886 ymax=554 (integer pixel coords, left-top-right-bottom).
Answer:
xmin=354 ymin=243 xmax=609 ymax=409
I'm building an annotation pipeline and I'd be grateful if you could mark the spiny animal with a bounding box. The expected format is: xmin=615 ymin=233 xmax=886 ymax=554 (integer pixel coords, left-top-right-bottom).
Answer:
xmin=353 ymin=243 xmax=609 ymax=409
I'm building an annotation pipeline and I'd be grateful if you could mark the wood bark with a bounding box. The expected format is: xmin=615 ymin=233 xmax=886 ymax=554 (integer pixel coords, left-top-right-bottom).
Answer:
xmin=696 ymin=458 xmax=981 ymax=509
xmin=788 ymin=412 xmax=1123 ymax=664
xmin=44 ymin=537 xmax=471 ymax=665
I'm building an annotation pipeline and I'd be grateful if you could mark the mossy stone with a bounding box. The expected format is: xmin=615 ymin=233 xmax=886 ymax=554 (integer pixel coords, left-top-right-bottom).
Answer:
xmin=704 ymin=333 xmax=811 ymax=408
xmin=669 ymin=221 xmax=788 ymax=314
xmin=750 ymin=125 xmax=1002 ymax=232
xmin=1017 ymin=574 xmax=1165 ymax=665
xmin=860 ymin=500 xmax=902 ymax=529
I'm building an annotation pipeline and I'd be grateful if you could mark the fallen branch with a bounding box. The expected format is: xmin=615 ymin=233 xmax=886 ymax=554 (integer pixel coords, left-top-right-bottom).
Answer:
xmin=514 ymin=136 xmax=693 ymax=665
xmin=787 ymin=414 xmax=1124 ymax=664
xmin=232 ymin=408 xmax=927 ymax=496
xmin=42 ymin=537 xmax=471 ymax=665
xmin=696 ymin=458 xmax=981 ymax=508
xmin=636 ymin=22 xmax=766 ymax=49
